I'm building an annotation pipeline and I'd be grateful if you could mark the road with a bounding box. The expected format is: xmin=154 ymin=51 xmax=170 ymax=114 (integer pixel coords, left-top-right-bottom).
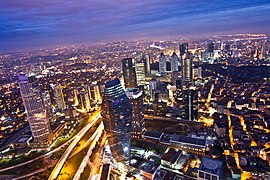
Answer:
xmin=12 ymin=168 xmax=47 ymax=180
xmin=0 ymin=135 xmax=74 ymax=173
xmin=48 ymin=111 xmax=101 ymax=180
xmin=69 ymin=121 xmax=102 ymax=158
xmin=73 ymin=122 xmax=104 ymax=180
xmin=0 ymin=111 xmax=100 ymax=173
xmin=88 ymin=133 xmax=107 ymax=179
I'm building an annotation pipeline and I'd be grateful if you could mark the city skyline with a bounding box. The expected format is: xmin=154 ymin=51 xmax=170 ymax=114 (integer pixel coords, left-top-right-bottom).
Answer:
xmin=0 ymin=33 xmax=270 ymax=179
xmin=1 ymin=0 xmax=270 ymax=50
xmin=0 ymin=0 xmax=270 ymax=179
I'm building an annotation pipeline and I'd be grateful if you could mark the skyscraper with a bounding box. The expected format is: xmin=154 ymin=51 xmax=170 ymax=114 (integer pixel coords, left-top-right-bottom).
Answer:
xmin=19 ymin=74 xmax=51 ymax=146
xmin=207 ymin=42 xmax=215 ymax=53
xmin=142 ymin=54 xmax=151 ymax=74
xmin=159 ymin=53 xmax=166 ymax=73
xmin=171 ymin=52 xmax=179 ymax=72
xmin=93 ymin=84 xmax=101 ymax=104
xmin=179 ymin=43 xmax=193 ymax=86
xmin=122 ymin=58 xmax=137 ymax=88
xmin=73 ymin=88 xmax=79 ymax=106
xmin=207 ymin=42 xmax=215 ymax=60
xmin=87 ymin=85 xmax=92 ymax=101
xmin=149 ymin=79 xmax=157 ymax=101
xmin=182 ymin=86 xmax=198 ymax=121
xmin=102 ymin=79 xmax=132 ymax=163
xmin=79 ymin=92 xmax=91 ymax=112
xmin=125 ymin=88 xmax=144 ymax=137
xmin=135 ymin=62 xmax=146 ymax=88
xmin=42 ymin=91 xmax=53 ymax=119
xmin=54 ymin=84 xmax=65 ymax=111
xmin=179 ymin=42 xmax=188 ymax=56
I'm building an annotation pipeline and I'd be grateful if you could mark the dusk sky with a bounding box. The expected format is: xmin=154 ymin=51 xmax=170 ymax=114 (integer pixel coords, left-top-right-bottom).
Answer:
xmin=1 ymin=0 xmax=270 ymax=51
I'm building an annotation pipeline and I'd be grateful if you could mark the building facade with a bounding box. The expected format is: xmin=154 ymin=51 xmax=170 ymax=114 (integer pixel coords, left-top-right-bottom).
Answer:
xmin=180 ymin=43 xmax=193 ymax=87
xmin=182 ymin=86 xmax=198 ymax=121
xmin=102 ymin=79 xmax=132 ymax=163
xmin=159 ymin=53 xmax=166 ymax=73
xmin=54 ymin=84 xmax=66 ymax=111
xmin=122 ymin=58 xmax=137 ymax=88
xmin=19 ymin=74 xmax=51 ymax=147
xmin=135 ymin=62 xmax=146 ymax=87
xmin=171 ymin=52 xmax=179 ymax=72
xmin=125 ymin=88 xmax=145 ymax=137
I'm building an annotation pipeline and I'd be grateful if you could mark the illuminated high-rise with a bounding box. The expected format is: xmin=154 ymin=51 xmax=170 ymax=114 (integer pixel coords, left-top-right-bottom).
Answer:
xmin=42 ymin=91 xmax=53 ymax=119
xmin=180 ymin=43 xmax=193 ymax=86
xmin=102 ymin=78 xmax=132 ymax=163
xmin=159 ymin=53 xmax=166 ymax=73
xmin=149 ymin=79 xmax=157 ymax=101
xmin=79 ymin=92 xmax=91 ymax=112
xmin=171 ymin=52 xmax=179 ymax=72
xmin=87 ymin=85 xmax=92 ymax=101
xmin=125 ymin=88 xmax=144 ymax=137
xmin=54 ymin=84 xmax=65 ymax=111
xmin=73 ymin=88 xmax=79 ymax=106
xmin=18 ymin=74 xmax=51 ymax=146
xmin=122 ymin=58 xmax=137 ymax=88
xmin=93 ymin=83 xmax=101 ymax=104
xmin=135 ymin=62 xmax=146 ymax=87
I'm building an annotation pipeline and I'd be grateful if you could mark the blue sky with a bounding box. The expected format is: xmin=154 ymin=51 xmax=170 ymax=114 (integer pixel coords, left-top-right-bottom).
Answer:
xmin=0 ymin=0 xmax=270 ymax=50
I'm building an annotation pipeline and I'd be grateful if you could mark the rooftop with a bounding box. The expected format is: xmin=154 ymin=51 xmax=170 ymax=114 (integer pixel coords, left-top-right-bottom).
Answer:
xmin=144 ymin=131 xmax=164 ymax=139
xmin=171 ymin=134 xmax=206 ymax=147
xmin=161 ymin=148 xmax=182 ymax=164
xmin=199 ymin=157 xmax=223 ymax=176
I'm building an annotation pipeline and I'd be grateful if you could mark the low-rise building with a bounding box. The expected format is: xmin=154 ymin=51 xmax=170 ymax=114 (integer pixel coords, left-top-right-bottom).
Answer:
xmin=161 ymin=148 xmax=182 ymax=169
xmin=198 ymin=157 xmax=223 ymax=180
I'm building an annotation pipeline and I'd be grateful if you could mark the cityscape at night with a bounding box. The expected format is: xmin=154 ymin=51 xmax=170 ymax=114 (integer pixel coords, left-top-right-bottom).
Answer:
xmin=1 ymin=1 xmax=270 ymax=180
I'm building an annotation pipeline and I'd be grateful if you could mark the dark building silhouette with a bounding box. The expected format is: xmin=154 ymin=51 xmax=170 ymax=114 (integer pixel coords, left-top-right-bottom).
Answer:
xmin=142 ymin=54 xmax=151 ymax=75
xmin=122 ymin=58 xmax=137 ymax=88
xmin=182 ymin=86 xmax=198 ymax=121
xmin=207 ymin=42 xmax=215 ymax=52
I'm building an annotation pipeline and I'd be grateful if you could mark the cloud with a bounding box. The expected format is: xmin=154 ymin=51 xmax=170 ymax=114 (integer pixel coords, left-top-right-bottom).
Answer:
xmin=0 ymin=0 xmax=270 ymax=50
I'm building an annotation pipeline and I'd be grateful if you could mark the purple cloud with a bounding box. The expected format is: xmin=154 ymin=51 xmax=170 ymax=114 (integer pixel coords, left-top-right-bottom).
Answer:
xmin=0 ymin=0 xmax=270 ymax=50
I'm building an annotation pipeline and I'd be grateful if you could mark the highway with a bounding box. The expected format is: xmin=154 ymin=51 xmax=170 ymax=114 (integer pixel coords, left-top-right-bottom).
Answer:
xmin=0 ymin=112 xmax=99 ymax=173
xmin=0 ymin=135 xmax=75 ymax=173
xmin=73 ymin=122 xmax=104 ymax=180
xmin=12 ymin=168 xmax=47 ymax=180
xmin=48 ymin=111 xmax=101 ymax=180
xmin=69 ymin=121 xmax=102 ymax=158
xmin=88 ymin=133 xmax=107 ymax=178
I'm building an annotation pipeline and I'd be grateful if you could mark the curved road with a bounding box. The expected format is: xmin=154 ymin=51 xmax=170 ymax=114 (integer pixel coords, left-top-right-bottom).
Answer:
xmin=48 ymin=112 xmax=101 ymax=180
